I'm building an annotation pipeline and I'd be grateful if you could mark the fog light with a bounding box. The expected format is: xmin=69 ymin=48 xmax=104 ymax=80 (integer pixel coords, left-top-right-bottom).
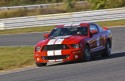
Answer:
xmin=37 ymin=58 xmax=40 ymax=61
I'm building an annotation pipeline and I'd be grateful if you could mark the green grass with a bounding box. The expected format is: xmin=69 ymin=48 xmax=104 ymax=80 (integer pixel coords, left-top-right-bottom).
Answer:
xmin=0 ymin=46 xmax=34 ymax=71
xmin=0 ymin=19 xmax=125 ymax=35
xmin=96 ymin=19 xmax=125 ymax=27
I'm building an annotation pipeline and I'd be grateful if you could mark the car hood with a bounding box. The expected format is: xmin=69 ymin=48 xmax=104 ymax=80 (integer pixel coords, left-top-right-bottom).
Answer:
xmin=36 ymin=35 xmax=87 ymax=46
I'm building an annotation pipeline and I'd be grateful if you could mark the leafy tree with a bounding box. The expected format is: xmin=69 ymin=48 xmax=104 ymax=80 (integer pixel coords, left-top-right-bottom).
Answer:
xmin=88 ymin=0 xmax=125 ymax=9
xmin=0 ymin=0 xmax=7 ymax=6
xmin=88 ymin=0 xmax=108 ymax=9
xmin=0 ymin=0 xmax=85 ymax=6
xmin=106 ymin=0 xmax=125 ymax=8
xmin=63 ymin=0 xmax=76 ymax=11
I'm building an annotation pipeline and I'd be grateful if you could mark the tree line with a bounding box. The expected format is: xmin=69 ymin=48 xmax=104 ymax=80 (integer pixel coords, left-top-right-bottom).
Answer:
xmin=0 ymin=0 xmax=125 ymax=19
xmin=0 ymin=0 xmax=124 ymax=9
xmin=88 ymin=0 xmax=125 ymax=9
xmin=0 ymin=0 xmax=82 ymax=7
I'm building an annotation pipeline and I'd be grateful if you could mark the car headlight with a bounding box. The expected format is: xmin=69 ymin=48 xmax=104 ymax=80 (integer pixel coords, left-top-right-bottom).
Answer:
xmin=71 ymin=44 xmax=80 ymax=49
xmin=35 ymin=46 xmax=41 ymax=52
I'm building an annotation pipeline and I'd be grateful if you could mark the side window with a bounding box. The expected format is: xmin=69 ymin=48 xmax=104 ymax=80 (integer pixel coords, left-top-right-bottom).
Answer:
xmin=90 ymin=24 xmax=99 ymax=32
xmin=77 ymin=27 xmax=88 ymax=35
xmin=97 ymin=25 xmax=103 ymax=32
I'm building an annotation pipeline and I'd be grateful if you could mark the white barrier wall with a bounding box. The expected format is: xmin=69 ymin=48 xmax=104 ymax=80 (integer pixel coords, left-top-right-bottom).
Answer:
xmin=0 ymin=7 xmax=125 ymax=30
xmin=0 ymin=23 xmax=4 ymax=30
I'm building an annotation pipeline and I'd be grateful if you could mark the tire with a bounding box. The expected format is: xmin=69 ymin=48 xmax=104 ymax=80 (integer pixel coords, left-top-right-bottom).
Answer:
xmin=36 ymin=62 xmax=47 ymax=67
xmin=83 ymin=45 xmax=91 ymax=62
xmin=101 ymin=41 xmax=111 ymax=57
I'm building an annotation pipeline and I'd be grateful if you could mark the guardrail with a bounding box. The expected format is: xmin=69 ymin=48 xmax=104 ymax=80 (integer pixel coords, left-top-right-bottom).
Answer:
xmin=0 ymin=7 xmax=125 ymax=30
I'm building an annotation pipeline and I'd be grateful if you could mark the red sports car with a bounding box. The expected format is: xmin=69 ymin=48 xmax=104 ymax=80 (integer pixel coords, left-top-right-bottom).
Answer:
xmin=34 ymin=23 xmax=112 ymax=67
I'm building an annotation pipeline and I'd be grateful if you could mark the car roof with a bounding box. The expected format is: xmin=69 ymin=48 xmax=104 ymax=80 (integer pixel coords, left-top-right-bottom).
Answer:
xmin=55 ymin=22 xmax=93 ymax=28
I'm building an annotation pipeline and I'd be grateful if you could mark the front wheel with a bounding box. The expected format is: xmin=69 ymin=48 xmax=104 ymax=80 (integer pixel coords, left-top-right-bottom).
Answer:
xmin=101 ymin=41 xmax=111 ymax=57
xmin=36 ymin=62 xmax=47 ymax=67
xmin=83 ymin=45 xmax=91 ymax=62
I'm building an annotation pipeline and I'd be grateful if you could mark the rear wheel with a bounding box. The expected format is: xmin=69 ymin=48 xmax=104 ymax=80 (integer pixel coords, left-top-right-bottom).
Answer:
xmin=101 ymin=41 xmax=111 ymax=57
xmin=83 ymin=45 xmax=91 ymax=62
xmin=36 ymin=62 xmax=47 ymax=67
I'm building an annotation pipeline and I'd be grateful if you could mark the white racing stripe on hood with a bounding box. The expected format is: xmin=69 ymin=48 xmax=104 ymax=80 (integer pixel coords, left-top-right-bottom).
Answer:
xmin=55 ymin=39 xmax=64 ymax=44
xmin=47 ymin=39 xmax=57 ymax=45
xmin=47 ymin=35 xmax=71 ymax=62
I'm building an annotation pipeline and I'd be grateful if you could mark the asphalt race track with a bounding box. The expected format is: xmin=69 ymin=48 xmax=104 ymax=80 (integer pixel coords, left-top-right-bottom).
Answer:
xmin=0 ymin=32 xmax=47 ymax=46
xmin=0 ymin=27 xmax=125 ymax=81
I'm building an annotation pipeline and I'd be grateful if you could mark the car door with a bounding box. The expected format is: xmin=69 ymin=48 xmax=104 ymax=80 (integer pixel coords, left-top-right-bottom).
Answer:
xmin=89 ymin=24 xmax=101 ymax=53
xmin=97 ymin=25 xmax=106 ymax=48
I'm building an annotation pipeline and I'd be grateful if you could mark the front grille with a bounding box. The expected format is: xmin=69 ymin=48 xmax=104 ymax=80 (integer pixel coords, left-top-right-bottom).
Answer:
xmin=42 ymin=55 xmax=69 ymax=60
xmin=42 ymin=44 xmax=69 ymax=51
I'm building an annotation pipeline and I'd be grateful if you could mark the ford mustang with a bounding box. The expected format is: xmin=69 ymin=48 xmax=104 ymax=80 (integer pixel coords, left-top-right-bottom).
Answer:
xmin=34 ymin=23 xmax=112 ymax=67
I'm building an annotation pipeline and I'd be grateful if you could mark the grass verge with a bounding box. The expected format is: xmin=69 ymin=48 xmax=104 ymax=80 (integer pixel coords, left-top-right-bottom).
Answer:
xmin=0 ymin=46 xmax=34 ymax=71
xmin=0 ymin=19 xmax=125 ymax=35
xmin=96 ymin=19 xmax=125 ymax=27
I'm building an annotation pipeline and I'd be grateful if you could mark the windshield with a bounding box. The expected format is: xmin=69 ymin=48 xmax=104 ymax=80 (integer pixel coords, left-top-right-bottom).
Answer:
xmin=49 ymin=26 xmax=88 ymax=37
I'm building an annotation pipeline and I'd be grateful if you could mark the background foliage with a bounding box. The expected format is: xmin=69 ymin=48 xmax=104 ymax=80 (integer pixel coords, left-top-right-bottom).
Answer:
xmin=0 ymin=0 xmax=124 ymax=9
xmin=0 ymin=0 xmax=91 ymax=18
xmin=0 ymin=0 xmax=125 ymax=18
xmin=0 ymin=0 xmax=83 ymax=6
xmin=88 ymin=0 xmax=125 ymax=9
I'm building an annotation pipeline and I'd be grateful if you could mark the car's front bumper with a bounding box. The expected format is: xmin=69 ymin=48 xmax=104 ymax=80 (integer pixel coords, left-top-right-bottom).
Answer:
xmin=34 ymin=49 xmax=83 ymax=63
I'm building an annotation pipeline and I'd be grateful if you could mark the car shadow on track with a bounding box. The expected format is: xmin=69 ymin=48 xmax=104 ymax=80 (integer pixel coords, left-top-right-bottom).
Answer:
xmin=47 ymin=52 xmax=125 ymax=67
xmin=92 ymin=52 xmax=125 ymax=61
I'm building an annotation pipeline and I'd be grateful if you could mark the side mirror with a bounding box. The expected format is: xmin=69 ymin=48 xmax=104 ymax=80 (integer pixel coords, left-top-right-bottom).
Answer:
xmin=91 ymin=30 xmax=98 ymax=34
xmin=103 ymin=27 xmax=109 ymax=30
xmin=44 ymin=34 xmax=49 ymax=39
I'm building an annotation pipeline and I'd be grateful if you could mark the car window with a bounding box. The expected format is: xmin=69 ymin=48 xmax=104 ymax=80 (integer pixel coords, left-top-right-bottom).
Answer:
xmin=49 ymin=28 xmax=69 ymax=37
xmin=49 ymin=27 xmax=88 ymax=37
xmin=90 ymin=24 xmax=99 ymax=32
xmin=77 ymin=27 xmax=88 ymax=35
xmin=97 ymin=25 xmax=103 ymax=32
